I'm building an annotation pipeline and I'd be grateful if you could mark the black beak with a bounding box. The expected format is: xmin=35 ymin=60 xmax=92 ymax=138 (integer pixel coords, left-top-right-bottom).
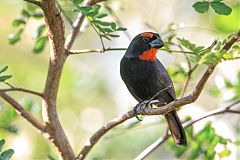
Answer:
xmin=150 ymin=38 xmax=164 ymax=48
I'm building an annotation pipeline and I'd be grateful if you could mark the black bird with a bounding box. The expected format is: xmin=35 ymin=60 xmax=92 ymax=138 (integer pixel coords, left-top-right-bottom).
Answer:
xmin=120 ymin=32 xmax=187 ymax=146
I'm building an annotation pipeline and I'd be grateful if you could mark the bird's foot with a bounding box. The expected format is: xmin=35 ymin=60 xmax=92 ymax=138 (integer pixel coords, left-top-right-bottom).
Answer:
xmin=133 ymin=99 xmax=161 ymax=121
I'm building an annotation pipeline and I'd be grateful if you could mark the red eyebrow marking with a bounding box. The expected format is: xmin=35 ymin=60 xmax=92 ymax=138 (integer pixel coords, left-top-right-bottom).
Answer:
xmin=141 ymin=32 xmax=154 ymax=38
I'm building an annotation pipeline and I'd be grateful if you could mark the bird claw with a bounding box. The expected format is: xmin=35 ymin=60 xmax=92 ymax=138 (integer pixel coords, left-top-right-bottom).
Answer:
xmin=133 ymin=100 xmax=160 ymax=121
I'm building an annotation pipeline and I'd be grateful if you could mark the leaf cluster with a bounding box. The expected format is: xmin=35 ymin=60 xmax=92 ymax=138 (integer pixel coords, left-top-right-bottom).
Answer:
xmin=72 ymin=1 xmax=127 ymax=40
xmin=8 ymin=4 xmax=47 ymax=54
xmin=0 ymin=66 xmax=12 ymax=83
xmin=167 ymin=121 xmax=233 ymax=160
xmin=192 ymin=0 xmax=232 ymax=15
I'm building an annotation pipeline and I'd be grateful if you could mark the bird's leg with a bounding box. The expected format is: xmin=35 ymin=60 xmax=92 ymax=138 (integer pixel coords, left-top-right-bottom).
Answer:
xmin=133 ymin=99 xmax=161 ymax=121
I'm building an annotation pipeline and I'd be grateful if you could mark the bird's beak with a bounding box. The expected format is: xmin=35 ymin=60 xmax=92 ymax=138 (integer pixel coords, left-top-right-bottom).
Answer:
xmin=150 ymin=38 xmax=164 ymax=49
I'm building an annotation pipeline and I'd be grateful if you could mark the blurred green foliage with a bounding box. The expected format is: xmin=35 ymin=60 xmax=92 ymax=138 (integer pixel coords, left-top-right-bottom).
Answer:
xmin=0 ymin=139 xmax=14 ymax=160
xmin=193 ymin=0 xmax=232 ymax=15
xmin=167 ymin=121 xmax=232 ymax=160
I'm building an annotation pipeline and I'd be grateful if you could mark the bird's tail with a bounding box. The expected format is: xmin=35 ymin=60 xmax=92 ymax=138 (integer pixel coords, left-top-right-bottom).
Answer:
xmin=165 ymin=110 xmax=187 ymax=146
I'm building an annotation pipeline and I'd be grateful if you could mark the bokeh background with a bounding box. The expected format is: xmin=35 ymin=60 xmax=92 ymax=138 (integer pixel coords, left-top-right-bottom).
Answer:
xmin=0 ymin=0 xmax=240 ymax=159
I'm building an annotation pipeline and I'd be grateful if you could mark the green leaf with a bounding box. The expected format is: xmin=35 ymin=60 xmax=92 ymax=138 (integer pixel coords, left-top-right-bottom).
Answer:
xmin=32 ymin=11 xmax=44 ymax=18
xmin=0 ymin=75 xmax=12 ymax=82
xmin=94 ymin=13 xmax=107 ymax=18
xmin=72 ymin=0 xmax=84 ymax=4
xmin=33 ymin=36 xmax=47 ymax=53
xmin=218 ymin=147 xmax=231 ymax=158
xmin=12 ymin=17 xmax=26 ymax=27
xmin=0 ymin=66 xmax=8 ymax=74
xmin=116 ymin=27 xmax=127 ymax=31
xmin=35 ymin=24 xmax=46 ymax=39
xmin=91 ymin=4 xmax=101 ymax=12
xmin=210 ymin=1 xmax=232 ymax=15
xmin=8 ymin=29 xmax=23 ymax=44
xmin=108 ymin=34 xmax=120 ymax=38
xmin=94 ymin=20 xmax=112 ymax=26
xmin=0 ymin=149 xmax=14 ymax=160
xmin=0 ymin=139 xmax=5 ymax=152
xmin=192 ymin=1 xmax=209 ymax=13
xmin=102 ymin=28 xmax=113 ymax=33
xmin=21 ymin=9 xmax=31 ymax=18
xmin=85 ymin=11 xmax=98 ymax=17
xmin=111 ymin=22 xmax=116 ymax=30
xmin=80 ymin=6 xmax=93 ymax=12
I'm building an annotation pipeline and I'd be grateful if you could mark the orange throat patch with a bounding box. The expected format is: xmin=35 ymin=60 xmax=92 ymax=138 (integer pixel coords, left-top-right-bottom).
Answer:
xmin=138 ymin=48 xmax=158 ymax=61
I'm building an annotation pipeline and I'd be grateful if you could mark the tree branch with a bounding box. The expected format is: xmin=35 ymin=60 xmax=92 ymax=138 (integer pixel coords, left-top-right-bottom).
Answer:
xmin=23 ymin=0 xmax=41 ymax=6
xmin=68 ymin=48 xmax=198 ymax=55
xmin=2 ymin=88 xmax=43 ymax=97
xmin=0 ymin=90 xmax=45 ymax=132
xmin=76 ymin=30 xmax=240 ymax=160
xmin=135 ymin=100 xmax=240 ymax=160
xmin=40 ymin=1 xmax=75 ymax=159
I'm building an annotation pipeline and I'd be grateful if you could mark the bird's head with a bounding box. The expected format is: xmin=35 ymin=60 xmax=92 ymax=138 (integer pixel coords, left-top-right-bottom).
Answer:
xmin=125 ymin=32 xmax=164 ymax=61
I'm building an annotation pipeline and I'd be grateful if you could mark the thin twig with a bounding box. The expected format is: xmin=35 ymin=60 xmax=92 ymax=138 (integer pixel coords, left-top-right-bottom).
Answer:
xmin=0 ymin=90 xmax=45 ymax=132
xmin=2 ymin=88 xmax=43 ymax=97
xmin=56 ymin=0 xmax=73 ymax=27
xmin=90 ymin=22 xmax=106 ymax=50
xmin=68 ymin=48 xmax=197 ymax=55
xmin=135 ymin=100 xmax=240 ymax=160
xmin=23 ymin=0 xmax=41 ymax=6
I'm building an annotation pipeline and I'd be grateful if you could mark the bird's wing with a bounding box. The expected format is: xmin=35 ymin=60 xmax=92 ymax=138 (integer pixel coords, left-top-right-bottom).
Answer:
xmin=155 ymin=60 xmax=176 ymax=100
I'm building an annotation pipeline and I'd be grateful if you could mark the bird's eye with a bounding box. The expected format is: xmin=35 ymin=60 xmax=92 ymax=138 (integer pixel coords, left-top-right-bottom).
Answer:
xmin=143 ymin=37 xmax=150 ymax=42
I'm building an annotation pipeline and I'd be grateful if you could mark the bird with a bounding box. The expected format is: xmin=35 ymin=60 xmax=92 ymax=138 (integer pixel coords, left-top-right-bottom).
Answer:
xmin=120 ymin=32 xmax=187 ymax=146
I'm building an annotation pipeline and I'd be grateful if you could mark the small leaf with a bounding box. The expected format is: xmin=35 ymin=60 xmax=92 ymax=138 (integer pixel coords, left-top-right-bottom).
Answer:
xmin=111 ymin=22 xmax=116 ymax=30
xmin=102 ymin=28 xmax=113 ymax=33
xmin=32 ymin=11 xmax=44 ymax=18
xmin=223 ymin=53 xmax=232 ymax=59
xmin=108 ymin=34 xmax=120 ymax=37
xmin=218 ymin=147 xmax=231 ymax=158
xmin=8 ymin=29 xmax=23 ymax=44
xmin=210 ymin=1 xmax=232 ymax=15
xmin=0 ymin=139 xmax=5 ymax=152
xmin=94 ymin=13 xmax=107 ymax=18
xmin=91 ymin=4 xmax=101 ymax=12
xmin=0 ymin=66 xmax=8 ymax=74
xmin=72 ymin=0 xmax=84 ymax=4
xmin=116 ymin=27 xmax=127 ymax=31
xmin=80 ymin=6 xmax=93 ymax=12
xmin=34 ymin=24 xmax=46 ymax=39
xmin=192 ymin=1 xmax=210 ymax=13
xmin=94 ymin=20 xmax=112 ymax=26
xmin=0 ymin=149 xmax=14 ymax=160
xmin=85 ymin=11 xmax=98 ymax=17
xmin=33 ymin=36 xmax=48 ymax=53
xmin=0 ymin=75 xmax=12 ymax=82
xmin=12 ymin=17 xmax=26 ymax=27
xmin=21 ymin=9 xmax=31 ymax=18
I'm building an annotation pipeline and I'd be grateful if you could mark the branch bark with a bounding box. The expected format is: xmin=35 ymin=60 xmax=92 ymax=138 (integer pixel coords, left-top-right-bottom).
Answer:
xmin=0 ymin=90 xmax=45 ymax=132
xmin=40 ymin=1 xmax=74 ymax=159
xmin=2 ymin=88 xmax=43 ymax=97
